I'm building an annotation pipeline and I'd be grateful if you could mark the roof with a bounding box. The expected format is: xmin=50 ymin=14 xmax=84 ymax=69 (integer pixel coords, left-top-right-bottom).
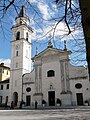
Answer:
xmin=0 ymin=78 xmax=10 ymax=84
xmin=12 ymin=23 xmax=33 ymax=32
xmin=0 ymin=63 xmax=10 ymax=69
xmin=32 ymin=47 xmax=71 ymax=60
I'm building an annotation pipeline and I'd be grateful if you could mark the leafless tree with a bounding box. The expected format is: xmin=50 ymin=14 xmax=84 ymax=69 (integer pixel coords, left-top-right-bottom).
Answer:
xmin=0 ymin=0 xmax=88 ymax=74
xmin=79 ymin=0 xmax=90 ymax=77
xmin=55 ymin=0 xmax=90 ymax=77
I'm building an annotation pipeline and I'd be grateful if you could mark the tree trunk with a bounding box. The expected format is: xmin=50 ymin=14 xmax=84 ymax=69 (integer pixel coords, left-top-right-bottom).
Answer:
xmin=79 ymin=0 xmax=90 ymax=78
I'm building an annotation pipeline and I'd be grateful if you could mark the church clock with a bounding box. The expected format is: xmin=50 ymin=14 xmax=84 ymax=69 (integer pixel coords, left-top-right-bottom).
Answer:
xmin=16 ymin=44 xmax=20 ymax=50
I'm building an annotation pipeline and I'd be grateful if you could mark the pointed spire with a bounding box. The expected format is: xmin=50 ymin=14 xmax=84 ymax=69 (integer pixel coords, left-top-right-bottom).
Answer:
xmin=18 ymin=5 xmax=26 ymax=17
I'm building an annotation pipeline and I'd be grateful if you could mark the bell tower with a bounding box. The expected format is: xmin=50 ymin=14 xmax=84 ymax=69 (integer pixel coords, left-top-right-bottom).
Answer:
xmin=10 ymin=6 xmax=33 ymax=106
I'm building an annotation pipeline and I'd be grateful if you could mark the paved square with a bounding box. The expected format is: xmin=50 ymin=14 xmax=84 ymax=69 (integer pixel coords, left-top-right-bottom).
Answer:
xmin=0 ymin=108 xmax=90 ymax=120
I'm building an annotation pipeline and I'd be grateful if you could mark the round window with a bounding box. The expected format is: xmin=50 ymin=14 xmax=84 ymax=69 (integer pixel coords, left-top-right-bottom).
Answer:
xmin=26 ymin=87 xmax=31 ymax=92
xmin=75 ymin=83 xmax=82 ymax=89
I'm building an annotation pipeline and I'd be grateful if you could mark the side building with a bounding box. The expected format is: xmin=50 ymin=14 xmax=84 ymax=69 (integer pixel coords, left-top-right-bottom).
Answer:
xmin=0 ymin=79 xmax=9 ymax=104
xmin=0 ymin=63 xmax=10 ymax=104
xmin=0 ymin=63 xmax=10 ymax=81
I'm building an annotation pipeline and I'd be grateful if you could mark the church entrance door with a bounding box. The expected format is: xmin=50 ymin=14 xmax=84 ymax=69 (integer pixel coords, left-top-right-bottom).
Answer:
xmin=26 ymin=95 xmax=31 ymax=106
xmin=13 ymin=92 xmax=18 ymax=106
xmin=48 ymin=91 xmax=55 ymax=106
xmin=76 ymin=93 xmax=83 ymax=105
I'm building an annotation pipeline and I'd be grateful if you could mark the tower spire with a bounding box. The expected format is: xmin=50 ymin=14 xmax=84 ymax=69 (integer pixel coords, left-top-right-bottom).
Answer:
xmin=15 ymin=5 xmax=31 ymax=27
xmin=18 ymin=5 xmax=26 ymax=17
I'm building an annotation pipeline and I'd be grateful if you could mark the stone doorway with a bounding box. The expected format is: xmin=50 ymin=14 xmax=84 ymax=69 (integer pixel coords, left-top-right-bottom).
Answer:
xmin=48 ymin=91 xmax=55 ymax=106
xmin=26 ymin=95 xmax=31 ymax=106
xmin=13 ymin=92 xmax=18 ymax=106
xmin=76 ymin=93 xmax=83 ymax=105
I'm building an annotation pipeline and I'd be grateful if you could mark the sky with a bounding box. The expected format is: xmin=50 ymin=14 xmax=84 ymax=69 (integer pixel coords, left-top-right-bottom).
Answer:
xmin=0 ymin=0 xmax=87 ymax=67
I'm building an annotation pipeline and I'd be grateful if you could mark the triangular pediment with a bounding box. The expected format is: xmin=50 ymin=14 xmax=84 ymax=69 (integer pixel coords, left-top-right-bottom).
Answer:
xmin=32 ymin=48 xmax=70 ymax=60
xmin=42 ymin=49 xmax=63 ymax=57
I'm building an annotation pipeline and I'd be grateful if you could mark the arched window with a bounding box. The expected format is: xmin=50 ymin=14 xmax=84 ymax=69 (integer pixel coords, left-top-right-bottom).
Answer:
xmin=6 ymin=96 xmax=8 ymax=102
xmin=16 ymin=62 xmax=18 ymax=68
xmin=20 ymin=20 xmax=22 ymax=24
xmin=16 ymin=31 xmax=20 ymax=40
xmin=47 ymin=70 xmax=55 ymax=77
xmin=16 ymin=51 xmax=18 ymax=56
xmin=6 ymin=84 xmax=9 ymax=89
xmin=26 ymin=32 xmax=28 ymax=41
xmin=7 ymin=70 xmax=8 ymax=75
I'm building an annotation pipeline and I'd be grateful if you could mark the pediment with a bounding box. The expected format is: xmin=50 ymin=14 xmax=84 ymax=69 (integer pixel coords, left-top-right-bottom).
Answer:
xmin=39 ymin=48 xmax=66 ymax=58
xmin=42 ymin=50 xmax=61 ymax=57
xmin=32 ymin=47 xmax=71 ymax=60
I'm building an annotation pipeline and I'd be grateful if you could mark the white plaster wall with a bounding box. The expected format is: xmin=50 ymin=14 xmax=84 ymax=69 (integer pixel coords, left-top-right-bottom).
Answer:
xmin=42 ymin=60 xmax=62 ymax=104
xmin=70 ymin=78 xmax=90 ymax=105
xmin=23 ymin=83 xmax=35 ymax=106
xmin=33 ymin=49 xmax=72 ymax=106
xmin=69 ymin=64 xmax=88 ymax=78
xmin=10 ymin=69 xmax=22 ymax=102
xmin=11 ymin=33 xmax=31 ymax=72
xmin=23 ymin=70 xmax=35 ymax=106
xmin=69 ymin=63 xmax=90 ymax=105
xmin=23 ymin=40 xmax=31 ymax=72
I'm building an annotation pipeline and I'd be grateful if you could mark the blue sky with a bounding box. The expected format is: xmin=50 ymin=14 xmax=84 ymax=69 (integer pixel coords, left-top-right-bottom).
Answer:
xmin=0 ymin=0 xmax=87 ymax=67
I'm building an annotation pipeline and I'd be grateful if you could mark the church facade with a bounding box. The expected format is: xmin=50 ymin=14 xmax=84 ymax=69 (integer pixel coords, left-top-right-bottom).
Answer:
xmin=0 ymin=6 xmax=90 ymax=108
xmin=22 ymin=43 xmax=89 ymax=107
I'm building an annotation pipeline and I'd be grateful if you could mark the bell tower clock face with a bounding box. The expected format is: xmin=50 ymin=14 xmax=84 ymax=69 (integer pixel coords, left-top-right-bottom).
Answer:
xmin=16 ymin=44 xmax=20 ymax=50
